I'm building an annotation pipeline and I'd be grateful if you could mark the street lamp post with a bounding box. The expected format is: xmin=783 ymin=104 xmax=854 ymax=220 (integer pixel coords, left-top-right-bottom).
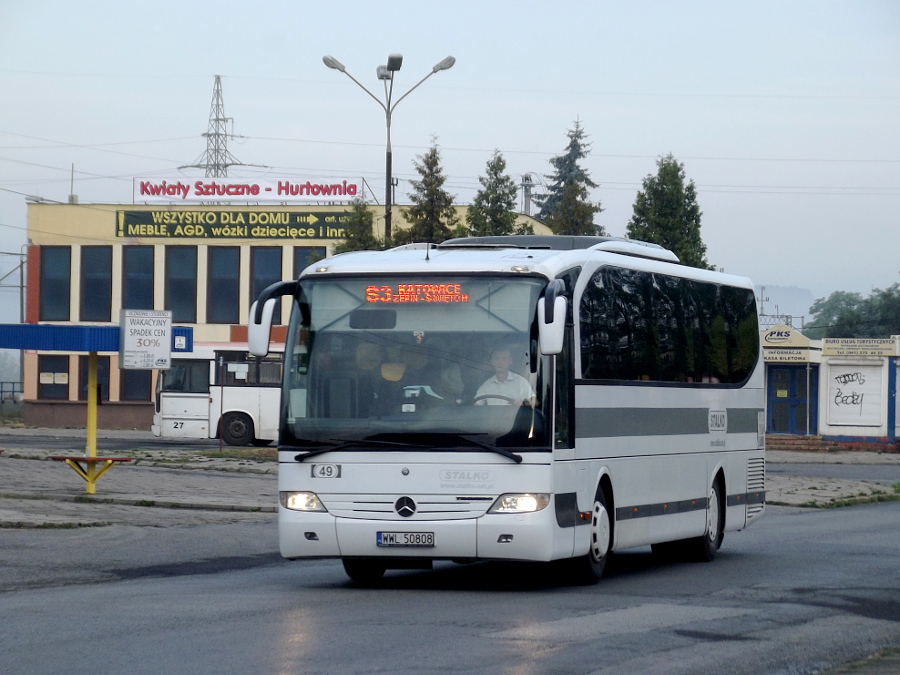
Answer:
xmin=323 ymin=54 xmax=456 ymax=247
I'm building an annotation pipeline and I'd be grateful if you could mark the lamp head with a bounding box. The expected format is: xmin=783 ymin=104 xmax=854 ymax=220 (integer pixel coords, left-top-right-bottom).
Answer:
xmin=386 ymin=54 xmax=403 ymax=71
xmin=376 ymin=65 xmax=391 ymax=81
xmin=322 ymin=55 xmax=345 ymax=72
xmin=432 ymin=56 xmax=456 ymax=73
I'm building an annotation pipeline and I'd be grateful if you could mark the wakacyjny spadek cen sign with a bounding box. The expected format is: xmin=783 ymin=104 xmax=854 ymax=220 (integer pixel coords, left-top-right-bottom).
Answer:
xmin=133 ymin=177 xmax=361 ymax=204
xmin=117 ymin=210 xmax=353 ymax=240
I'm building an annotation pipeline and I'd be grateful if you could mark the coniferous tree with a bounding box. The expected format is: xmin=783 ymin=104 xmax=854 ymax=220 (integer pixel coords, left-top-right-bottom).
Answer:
xmin=467 ymin=151 xmax=518 ymax=236
xmin=544 ymin=181 xmax=601 ymax=236
xmin=535 ymin=119 xmax=601 ymax=213
xmin=333 ymin=198 xmax=383 ymax=253
xmin=395 ymin=141 xmax=459 ymax=245
xmin=627 ymin=154 xmax=712 ymax=269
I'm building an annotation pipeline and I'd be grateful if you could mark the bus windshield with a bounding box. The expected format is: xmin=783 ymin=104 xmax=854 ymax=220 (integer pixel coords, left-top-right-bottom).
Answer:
xmin=281 ymin=275 xmax=551 ymax=451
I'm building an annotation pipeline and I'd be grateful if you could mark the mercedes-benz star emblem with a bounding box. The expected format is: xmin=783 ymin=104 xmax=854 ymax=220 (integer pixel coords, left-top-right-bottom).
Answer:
xmin=395 ymin=496 xmax=416 ymax=518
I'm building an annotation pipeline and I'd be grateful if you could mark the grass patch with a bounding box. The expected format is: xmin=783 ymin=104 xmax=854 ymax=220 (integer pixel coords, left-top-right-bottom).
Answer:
xmin=196 ymin=447 xmax=277 ymax=462
xmin=788 ymin=493 xmax=900 ymax=509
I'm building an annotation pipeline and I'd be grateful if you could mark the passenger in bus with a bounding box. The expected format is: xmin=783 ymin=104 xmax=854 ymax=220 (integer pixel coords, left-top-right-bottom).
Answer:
xmin=475 ymin=347 xmax=536 ymax=406
xmin=373 ymin=344 xmax=444 ymax=414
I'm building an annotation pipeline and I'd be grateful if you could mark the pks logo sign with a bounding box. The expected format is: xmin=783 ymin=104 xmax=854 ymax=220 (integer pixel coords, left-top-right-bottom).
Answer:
xmin=764 ymin=329 xmax=793 ymax=345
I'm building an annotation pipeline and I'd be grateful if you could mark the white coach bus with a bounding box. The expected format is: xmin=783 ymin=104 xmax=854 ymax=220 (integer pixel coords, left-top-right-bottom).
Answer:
xmin=248 ymin=235 xmax=765 ymax=584
xmin=152 ymin=343 xmax=283 ymax=446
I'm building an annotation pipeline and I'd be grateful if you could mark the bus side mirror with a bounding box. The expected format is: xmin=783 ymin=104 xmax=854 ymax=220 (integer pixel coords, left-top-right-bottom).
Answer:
xmin=248 ymin=299 xmax=277 ymax=356
xmin=538 ymin=296 xmax=567 ymax=355
xmin=248 ymin=280 xmax=299 ymax=356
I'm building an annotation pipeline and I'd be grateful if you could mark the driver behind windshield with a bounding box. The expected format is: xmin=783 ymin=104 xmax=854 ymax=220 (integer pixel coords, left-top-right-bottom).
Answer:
xmin=475 ymin=346 xmax=536 ymax=406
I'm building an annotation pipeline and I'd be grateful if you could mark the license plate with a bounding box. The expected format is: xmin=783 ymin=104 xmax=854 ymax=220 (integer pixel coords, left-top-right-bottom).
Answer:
xmin=377 ymin=532 xmax=435 ymax=547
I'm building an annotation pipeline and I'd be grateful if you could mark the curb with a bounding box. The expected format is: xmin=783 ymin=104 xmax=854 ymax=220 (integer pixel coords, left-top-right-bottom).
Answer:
xmin=0 ymin=491 xmax=276 ymax=513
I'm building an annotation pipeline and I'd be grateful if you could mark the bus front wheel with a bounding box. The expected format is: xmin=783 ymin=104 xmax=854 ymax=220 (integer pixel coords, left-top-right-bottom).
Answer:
xmin=221 ymin=412 xmax=255 ymax=446
xmin=343 ymin=558 xmax=386 ymax=585
xmin=566 ymin=488 xmax=611 ymax=585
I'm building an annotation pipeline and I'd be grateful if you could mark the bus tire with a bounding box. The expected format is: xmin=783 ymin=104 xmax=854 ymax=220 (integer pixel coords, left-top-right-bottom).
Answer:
xmin=343 ymin=558 xmax=386 ymax=585
xmin=567 ymin=488 xmax=612 ymax=585
xmin=221 ymin=412 xmax=255 ymax=446
xmin=690 ymin=479 xmax=724 ymax=562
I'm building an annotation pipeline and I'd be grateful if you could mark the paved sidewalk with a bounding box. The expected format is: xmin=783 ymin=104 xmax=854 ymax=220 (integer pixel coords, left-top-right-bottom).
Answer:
xmin=2 ymin=429 xmax=898 ymax=526
xmin=0 ymin=441 xmax=278 ymax=527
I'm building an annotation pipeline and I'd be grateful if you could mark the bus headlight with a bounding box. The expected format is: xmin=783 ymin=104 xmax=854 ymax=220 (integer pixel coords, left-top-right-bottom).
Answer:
xmin=280 ymin=491 xmax=326 ymax=512
xmin=488 ymin=493 xmax=551 ymax=514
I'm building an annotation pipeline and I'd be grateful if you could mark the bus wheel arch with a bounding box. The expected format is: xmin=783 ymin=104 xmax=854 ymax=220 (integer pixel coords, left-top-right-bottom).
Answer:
xmin=220 ymin=412 xmax=255 ymax=446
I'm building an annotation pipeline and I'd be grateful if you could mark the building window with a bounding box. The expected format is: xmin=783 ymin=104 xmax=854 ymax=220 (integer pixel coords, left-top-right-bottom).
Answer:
xmin=80 ymin=246 xmax=112 ymax=322
xmin=38 ymin=355 xmax=69 ymax=399
xmin=121 ymin=369 xmax=152 ymax=401
xmin=78 ymin=355 xmax=110 ymax=401
xmin=122 ymin=246 xmax=154 ymax=310
xmin=165 ymin=246 xmax=197 ymax=323
xmin=207 ymin=246 xmax=240 ymax=324
xmin=294 ymin=246 xmax=326 ymax=277
xmin=251 ymin=247 xmax=282 ymax=325
xmin=40 ymin=246 xmax=71 ymax=321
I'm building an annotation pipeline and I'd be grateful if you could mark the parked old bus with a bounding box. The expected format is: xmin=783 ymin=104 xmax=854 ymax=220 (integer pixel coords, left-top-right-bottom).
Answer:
xmin=152 ymin=342 xmax=283 ymax=446
xmin=248 ymin=235 xmax=765 ymax=583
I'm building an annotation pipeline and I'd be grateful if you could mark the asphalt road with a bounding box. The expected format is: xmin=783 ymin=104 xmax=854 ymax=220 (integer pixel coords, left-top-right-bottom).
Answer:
xmin=1 ymin=503 xmax=899 ymax=674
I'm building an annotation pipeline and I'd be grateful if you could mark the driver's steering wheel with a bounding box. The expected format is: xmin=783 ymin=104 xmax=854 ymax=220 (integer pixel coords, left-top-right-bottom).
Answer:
xmin=473 ymin=394 xmax=519 ymax=405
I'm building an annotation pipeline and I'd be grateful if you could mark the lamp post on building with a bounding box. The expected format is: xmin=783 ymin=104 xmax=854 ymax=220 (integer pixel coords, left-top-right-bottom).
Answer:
xmin=322 ymin=54 xmax=456 ymax=247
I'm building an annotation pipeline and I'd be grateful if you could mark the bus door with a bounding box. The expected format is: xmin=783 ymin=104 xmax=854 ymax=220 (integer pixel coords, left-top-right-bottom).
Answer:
xmin=156 ymin=359 xmax=212 ymax=438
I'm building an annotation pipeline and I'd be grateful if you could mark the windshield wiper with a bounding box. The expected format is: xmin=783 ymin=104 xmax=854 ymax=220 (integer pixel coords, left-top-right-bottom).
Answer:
xmin=293 ymin=438 xmax=431 ymax=462
xmin=423 ymin=433 xmax=523 ymax=464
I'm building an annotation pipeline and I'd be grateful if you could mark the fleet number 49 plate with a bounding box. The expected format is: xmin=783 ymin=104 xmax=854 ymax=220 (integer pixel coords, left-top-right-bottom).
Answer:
xmin=377 ymin=532 xmax=435 ymax=547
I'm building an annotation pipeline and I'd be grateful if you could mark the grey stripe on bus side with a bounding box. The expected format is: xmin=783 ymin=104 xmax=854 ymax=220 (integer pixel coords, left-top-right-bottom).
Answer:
xmin=614 ymin=491 xmax=766 ymax=522
xmin=574 ymin=407 xmax=763 ymax=438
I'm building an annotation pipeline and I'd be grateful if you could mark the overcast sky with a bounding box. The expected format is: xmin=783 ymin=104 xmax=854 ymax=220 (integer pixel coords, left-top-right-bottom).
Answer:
xmin=1 ymin=0 xmax=898 ymax=322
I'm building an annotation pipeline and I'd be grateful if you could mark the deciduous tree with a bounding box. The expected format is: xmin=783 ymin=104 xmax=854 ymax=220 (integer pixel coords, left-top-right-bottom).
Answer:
xmin=804 ymin=284 xmax=900 ymax=338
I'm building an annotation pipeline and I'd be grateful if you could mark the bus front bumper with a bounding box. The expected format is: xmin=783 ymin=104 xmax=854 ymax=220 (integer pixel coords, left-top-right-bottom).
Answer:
xmin=279 ymin=505 xmax=572 ymax=563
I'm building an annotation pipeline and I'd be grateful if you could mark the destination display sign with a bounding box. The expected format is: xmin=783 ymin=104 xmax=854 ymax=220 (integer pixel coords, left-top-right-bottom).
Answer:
xmin=365 ymin=284 xmax=470 ymax=304
xmin=116 ymin=210 xmax=351 ymax=240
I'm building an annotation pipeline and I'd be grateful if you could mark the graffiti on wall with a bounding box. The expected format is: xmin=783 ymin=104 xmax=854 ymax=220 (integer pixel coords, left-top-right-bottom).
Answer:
xmin=827 ymin=365 xmax=882 ymax=427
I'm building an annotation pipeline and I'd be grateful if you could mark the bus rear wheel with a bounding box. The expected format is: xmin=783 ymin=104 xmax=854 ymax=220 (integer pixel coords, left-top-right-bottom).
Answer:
xmin=652 ymin=480 xmax=725 ymax=563
xmin=692 ymin=480 xmax=725 ymax=562
xmin=221 ymin=412 xmax=255 ymax=446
